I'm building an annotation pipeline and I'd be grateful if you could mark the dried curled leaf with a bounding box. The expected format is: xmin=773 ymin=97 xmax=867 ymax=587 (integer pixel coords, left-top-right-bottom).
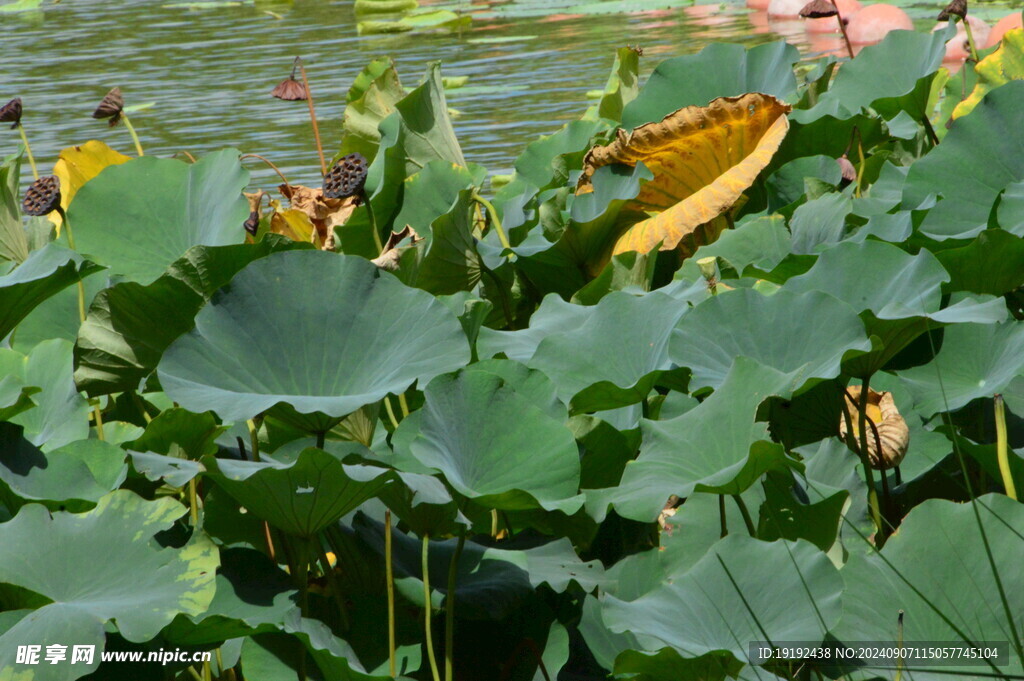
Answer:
xmin=839 ymin=386 xmax=910 ymax=470
xmin=578 ymin=93 xmax=791 ymax=259
xmin=278 ymin=183 xmax=359 ymax=250
xmin=371 ymin=225 xmax=422 ymax=271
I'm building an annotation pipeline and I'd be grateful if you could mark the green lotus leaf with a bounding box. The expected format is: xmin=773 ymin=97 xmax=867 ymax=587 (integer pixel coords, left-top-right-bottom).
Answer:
xmin=391 ymin=367 xmax=582 ymax=513
xmin=378 ymin=470 xmax=470 ymax=538
xmin=477 ymin=293 xmax=591 ymax=362
xmin=832 ymin=495 xmax=1024 ymax=679
xmin=0 ymin=490 xmax=218 ymax=678
xmin=590 ymin=359 xmax=799 ymax=522
xmin=164 ymin=547 xmax=298 ymax=645
xmin=621 ymin=41 xmax=799 ymax=128
xmin=506 ymin=118 xmax=608 ymax=192
xmin=904 ymin=80 xmax=1024 ymax=240
xmin=0 ymin=149 xmax=29 ymax=264
xmin=584 ymin=45 xmax=641 ymax=123
xmin=0 ymin=244 xmax=101 ymax=341
xmin=674 ymin=215 xmax=791 ymax=283
xmin=899 ymin=321 xmax=1024 ymax=417
xmin=600 ymin=535 xmax=842 ymax=673
xmin=792 ymin=28 xmax=949 ymax=123
xmin=128 ymin=407 xmax=226 ymax=460
xmin=204 ymin=446 xmax=392 ymax=538
xmin=788 ymin=192 xmax=851 ymax=255
xmin=157 ymin=250 xmax=470 ymax=427
xmin=0 ymin=339 xmax=89 ymax=450
xmin=339 ymin=57 xmax=406 ymax=162
xmin=8 ymin=275 xmax=108 ymax=353
xmin=765 ymin=155 xmax=842 ymax=212
xmin=670 ymin=288 xmax=871 ymax=392
xmin=129 ymin=451 xmax=204 ymax=488
xmin=935 ymin=229 xmax=1024 ymax=295
xmin=75 ymin=237 xmax=311 ymax=397
xmin=0 ymin=375 xmax=36 ymax=422
xmin=64 ymin=149 xmax=250 ymax=284
xmin=0 ymin=423 xmax=127 ymax=510
xmin=783 ymin=240 xmax=1006 ymax=375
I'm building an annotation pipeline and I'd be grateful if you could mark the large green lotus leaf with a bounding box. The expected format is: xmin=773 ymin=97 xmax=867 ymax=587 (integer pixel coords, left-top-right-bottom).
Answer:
xmin=8 ymin=274 xmax=108 ymax=353
xmin=903 ymin=80 xmax=1024 ymax=240
xmin=516 ymin=291 xmax=688 ymax=412
xmin=128 ymin=407 xmax=226 ymax=460
xmin=670 ymin=288 xmax=871 ymax=392
xmin=0 ymin=490 xmax=218 ymax=678
xmin=204 ymin=446 xmax=393 ymax=537
xmin=601 ymin=535 xmax=842 ymax=672
xmin=621 ymin=41 xmax=799 ymax=128
xmin=75 ymin=237 xmax=311 ymax=397
xmin=782 ymin=240 xmax=1006 ymax=375
xmin=389 ymin=159 xmax=483 ymax=236
xmin=391 ymin=368 xmax=582 ymax=513
xmin=765 ymin=155 xmax=842 ymax=212
xmin=157 ymin=250 xmax=470 ymax=424
xmin=0 ymin=375 xmax=36 ymax=422
xmin=339 ymin=57 xmax=406 ymax=162
xmin=995 ymin=177 xmax=1024 ymax=237
xmin=0 ymin=339 xmax=89 ymax=450
xmin=0 ymin=244 xmax=101 ymax=341
xmin=164 ymin=547 xmax=298 ymax=645
xmin=788 ymin=192 xmax=851 ymax=255
xmin=935 ymin=229 xmax=1024 ymax=295
xmin=477 ymin=293 xmax=593 ymax=362
xmin=65 ymin=149 xmax=249 ymax=284
xmin=792 ymin=28 xmax=949 ymax=123
xmin=899 ymin=321 xmax=1024 ymax=417
xmin=590 ymin=359 xmax=798 ymax=522
xmin=378 ymin=470 xmax=469 ymax=538
xmin=675 ymin=215 xmax=791 ymax=283
xmin=833 ymin=495 xmax=1024 ymax=679
xmin=585 ymin=45 xmax=641 ymax=123
xmin=0 ymin=423 xmax=127 ymax=509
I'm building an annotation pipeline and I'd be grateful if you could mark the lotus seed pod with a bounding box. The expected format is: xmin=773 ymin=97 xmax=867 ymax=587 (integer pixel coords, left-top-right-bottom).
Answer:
xmin=839 ymin=385 xmax=910 ymax=470
xmin=21 ymin=176 xmax=61 ymax=217
xmin=0 ymin=97 xmax=22 ymax=129
xmin=323 ymin=152 xmax=369 ymax=199
xmin=800 ymin=0 xmax=838 ymax=19
xmin=93 ymin=88 xmax=125 ymax=127
xmin=938 ymin=0 xmax=967 ymax=21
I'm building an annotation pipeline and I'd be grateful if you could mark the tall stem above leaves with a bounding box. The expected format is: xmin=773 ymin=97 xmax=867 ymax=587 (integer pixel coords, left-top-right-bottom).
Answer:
xmin=16 ymin=124 xmax=38 ymax=180
xmin=994 ymin=395 xmax=1018 ymax=500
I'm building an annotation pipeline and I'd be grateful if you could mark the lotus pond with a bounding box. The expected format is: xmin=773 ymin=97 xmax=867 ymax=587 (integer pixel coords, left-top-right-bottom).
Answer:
xmin=4 ymin=6 xmax=1024 ymax=681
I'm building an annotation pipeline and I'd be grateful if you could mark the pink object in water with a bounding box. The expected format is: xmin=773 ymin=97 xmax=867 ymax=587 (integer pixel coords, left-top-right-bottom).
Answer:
xmin=767 ymin=0 xmax=806 ymax=18
xmin=986 ymin=13 xmax=1023 ymax=47
xmin=805 ymin=0 xmax=862 ymax=33
xmin=934 ymin=15 xmax=991 ymax=61
xmin=845 ymin=3 xmax=913 ymax=44
xmin=747 ymin=0 xmax=772 ymax=11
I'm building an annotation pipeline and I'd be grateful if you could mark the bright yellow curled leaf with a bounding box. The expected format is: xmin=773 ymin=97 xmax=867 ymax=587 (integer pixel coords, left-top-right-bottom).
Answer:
xmin=578 ymin=93 xmax=790 ymax=259
xmin=49 ymin=140 xmax=130 ymax=234
xmin=954 ymin=28 xmax=1024 ymax=120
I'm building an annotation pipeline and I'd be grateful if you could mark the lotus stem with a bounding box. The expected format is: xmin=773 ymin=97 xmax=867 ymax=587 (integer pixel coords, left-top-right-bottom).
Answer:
xmin=855 ymin=382 xmax=883 ymax=538
xmin=962 ymin=17 xmax=980 ymax=62
xmin=830 ymin=0 xmax=855 ymax=59
xmin=16 ymin=124 xmax=38 ymax=180
xmin=317 ymin=535 xmax=350 ymax=631
xmin=386 ymin=510 xmax=397 ymax=678
xmin=895 ymin=610 xmax=905 ymax=681
xmin=854 ymin=128 xmax=866 ymax=198
xmin=732 ymin=495 xmax=756 ymax=537
xmin=994 ymin=395 xmax=1018 ymax=500
xmin=444 ymin=532 xmax=466 ymax=681
xmin=240 ymin=153 xmax=292 ymax=189
xmin=719 ymin=495 xmax=728 ymax=537
xmin=203 ymin=661 xmax=212 ymax=681
xmin=866 ymin=415 xmax=895 ymax=533
xmin=186 ymin=665 xmax=203 ymax=681
xmin=921 ymin=115 xmax=940 ymax=146
xmin=296 ymin=61 xmax=327 ymax=176
xmin=398 ymin=393 xmax=410 ymax=418
xmin=263 ymin=522 xmax=276 ymax=561
xmin=121 ymin=114 xmax=144 ymax=157
xmin=422 ymin=534 xmax=442 ymax=681
xmin=316 ymin=430 xmax=325 ymax=449
xmin=491 ymin=509 xmax=499 ymax=539
xmin=383 ymin=397 xmax=400 ymax=430
xmin=188 ymin=478 xmax=199 ymax=525
xmin=293 ymin=539 xmax=311 ymax=681
xmin=471 ymin=192 xmax=512 ymax=255
xmin=246 ymin=418 xmax=262 ymax=460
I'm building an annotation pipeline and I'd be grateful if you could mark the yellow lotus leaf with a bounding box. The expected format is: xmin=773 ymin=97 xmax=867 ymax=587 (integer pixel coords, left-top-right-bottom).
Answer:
xmin=954 ymin=28 xmax=1024 ymax=120
xmin=839 ymin=386 xmax=910 ymax=470
xmin=49 ymin=140 xmax=130 ymax=234
xmin=577 ymin=93 xmax=790 ymax=259
xmin=270 ymin=208 xmax=319 ymax=246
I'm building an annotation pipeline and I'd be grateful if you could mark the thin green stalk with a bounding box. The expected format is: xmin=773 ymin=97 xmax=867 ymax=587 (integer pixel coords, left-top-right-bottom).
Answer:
xmin=732 ymin=495 xmax=756 ymax=537
xmin=316 ymin=535 xmax=350 ymax=631
xmin=292 ymin=538 xmax=311 ymax=681
xmin=491 ymin=508 xmax=499 ymax=538
xmin=246 ymin=418 xmax=261 ymax=460
xmin=857 ymin=382 xmax=883 ymax=538
xmin=994 ymin=395 xmax=1018 ymax=500
xmin=962 ymin=18 xmax=980 ymax=62
xmin=866 ymin=416 xmax=894 ymax=531
xmin=471 ymin=192 xmax=512 ymax=255
xmin=186 ymin=665 xmax=204 ymax=681
xmin=385 ymin=510 xmax=397 ymax=678
xmin=203 ymin=660 xmax=212 ymax=681
xmin=398 ymin=393 xmax=410 ymax=418
xmin=188 ymin=478 xmax=199 ymax=525
xmin=121 ymin=114 xmax=145 ymax=157
xmin=383 ymin=397 xmax=400 ymax=430
xmin=215 ymin=648 xmax=224 ymax=679
xmin=444 ymin=532 xmax=466 ymax=681
xmin=840 ymin=388 xmax=881 ymax=536
xmin=422 ymin=534 xmax=442 ymax=681
xmin=316 ymin=430 xmax=325 ymax=449
xmin=16 ymin=124 xmax=38 ymax=179
xmin=719 ymin=495 xmax=728 ymax=538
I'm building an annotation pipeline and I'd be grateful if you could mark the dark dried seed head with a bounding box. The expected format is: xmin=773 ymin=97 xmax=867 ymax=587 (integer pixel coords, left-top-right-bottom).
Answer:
xmin=22 ymin=176 xmax=61 ymax=217
xmin=323 ymin=152 xmax=369 ymax=199
xmin=800 ymin=0 xmax=838 ymax=19
xmin=93 ymin=87 xmax=125 ymax=127
xmin=271 ymin=78 xmax=307 ymax=101
xmin=243 ymin=210 xmax=260 ymax=235
xmin=0 ymin=98 xmax=22 ymax=129
xmin=837 ymin=155 xmax=857 ymax=185
xmin=937 ymin=0 xmax=966 ymax=21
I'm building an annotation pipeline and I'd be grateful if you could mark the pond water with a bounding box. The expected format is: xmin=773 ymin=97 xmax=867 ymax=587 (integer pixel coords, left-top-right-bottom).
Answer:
xmin=0 ymin=0 xmax=930 ymax=188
